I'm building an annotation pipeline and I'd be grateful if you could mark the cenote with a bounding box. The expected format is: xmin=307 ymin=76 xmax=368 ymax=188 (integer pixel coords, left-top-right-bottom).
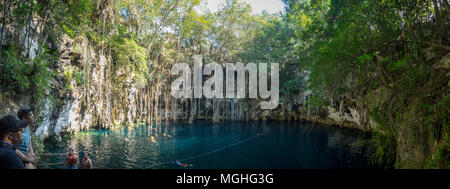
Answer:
xmin=40 ymin=121 xmax=375 ymax=169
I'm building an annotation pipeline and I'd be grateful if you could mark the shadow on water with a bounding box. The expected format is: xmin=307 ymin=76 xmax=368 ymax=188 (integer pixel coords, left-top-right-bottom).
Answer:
xmin=40 ymin=121 xmax=376 ymax=169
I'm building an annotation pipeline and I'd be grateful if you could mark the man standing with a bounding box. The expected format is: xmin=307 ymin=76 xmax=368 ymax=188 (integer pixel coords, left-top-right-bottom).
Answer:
xmin=80 ymin=151 xmax=93 ymax=169
xmin=0 ymin=115 xmax=29 ymax=169
xmin=16 ymin=107 xmax=36 ymax=169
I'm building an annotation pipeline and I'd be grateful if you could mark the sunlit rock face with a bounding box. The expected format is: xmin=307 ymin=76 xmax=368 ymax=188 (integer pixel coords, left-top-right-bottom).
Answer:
xmin=34 ymin=99 xmax=53 ymax=138
xmin=326 ymin=106 xmax=360 ymax=126
xmin=21 ymin=19 xmax=39 ymax=59
xmin=0 ymin=18 xmax=39 ymax=58
xmin=38 ymin=38 xmax=112 ymax=136
xmin=54 ymin=100 xmax=76 ymax=135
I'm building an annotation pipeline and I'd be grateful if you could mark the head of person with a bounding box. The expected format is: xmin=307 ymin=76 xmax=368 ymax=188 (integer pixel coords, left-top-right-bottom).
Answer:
xmin=0 ymin=115 xmax=28 ymax=146
xmin=83 ymin=151 xmax=89 ymax=158
xmin=69 ymin=148 xmax=74 ymax=156
xmin=17 ymin=107 xmax=35 ymax=125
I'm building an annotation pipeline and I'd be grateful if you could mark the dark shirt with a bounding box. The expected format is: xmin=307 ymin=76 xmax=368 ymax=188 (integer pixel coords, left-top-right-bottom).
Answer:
xmin=0 ymin=141 xmax=24 ymax=169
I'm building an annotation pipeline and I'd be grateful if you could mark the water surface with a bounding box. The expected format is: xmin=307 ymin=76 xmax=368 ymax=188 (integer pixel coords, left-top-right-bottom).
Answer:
xmin=41 ymin=121 xmax=374 ymax=169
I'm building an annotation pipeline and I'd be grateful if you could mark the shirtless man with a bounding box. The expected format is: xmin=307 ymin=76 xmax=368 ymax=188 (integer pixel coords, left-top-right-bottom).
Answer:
xmin=80 ymin=151 xmax=93 ymax=169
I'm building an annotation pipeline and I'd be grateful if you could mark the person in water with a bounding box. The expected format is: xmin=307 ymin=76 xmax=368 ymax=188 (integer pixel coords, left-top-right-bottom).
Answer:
xmin=80 ymin=151 xmax=93 ymax=169
xmin=64 ymin=148 xmax=79 ymax=169
xmin=16 ymin=107 xmax=36 ymax=169
xmin=0 ymin=115 xmax=28 ymax=169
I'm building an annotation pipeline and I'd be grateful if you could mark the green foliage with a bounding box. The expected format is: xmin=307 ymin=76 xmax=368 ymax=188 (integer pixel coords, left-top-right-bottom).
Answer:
xmin=63 ymin=65 xmax=84 ymax=86
xmin=0 ymin=46 xmax=32 ymax=96
xmin=31 ymin=49 xmax=57 ymax=103
xmin=54 ymin=0 xmax=94 ymax=38
xmin=73 ymin=69 xmax=84 ymax=85
xmin=358 ymin=54 xmax=373 ymax=70
xmin=371 ymin=132 xmax=397 ymax=168
xmin=207 ymin=0 xmax=258 ymax=62
xmin=112 ymin=37 xmax=149 ymax=86
xmin=239 ymin=13 xmax=303 ymax=97
xmin=63 ymin=66 xmax=73 ymax=90
xmin=31 ymin=136 xmax=45 ymax=155
xmin=284 ymin=0 xmax=449 ymax=167
xmin=423 ymin=92 xmax=449 ymax=141
xmin=425 ymin=136 xmax=450 ymax=168
xmin=0 ymin=45 xmax=55 ymax=103
xmin=5 ymin=0 xmax=93 ymax=39
xmin=180 ymin=10 xmax=211 ymax=51
xmin=280 ymin=77 xmax=304 ymax=96
xmin=2 ymin=0 xmax=447 ymax=169
xmin=62 ymin=24 xmax=76 ymax=38
xmin=305 ymin=94 xmax=326 ymax=111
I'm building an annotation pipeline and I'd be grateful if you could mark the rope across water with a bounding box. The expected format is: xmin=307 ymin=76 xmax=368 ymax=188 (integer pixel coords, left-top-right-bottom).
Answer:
xmin=158 ymin=134 xmax=262 ymax=166
xmin=36 ymin=133 xmax=262 ymax=168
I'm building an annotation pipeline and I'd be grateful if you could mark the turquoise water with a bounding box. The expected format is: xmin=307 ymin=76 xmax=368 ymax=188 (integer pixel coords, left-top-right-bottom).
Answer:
xmin=40 ymin=121 xmax=374 ymax=169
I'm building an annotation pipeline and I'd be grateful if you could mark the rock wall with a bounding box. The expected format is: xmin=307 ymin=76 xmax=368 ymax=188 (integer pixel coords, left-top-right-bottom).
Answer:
xmin=0 ymin=13 xmax=375 ymax=139
xmin=247 ymin=94 xmax=377 ymax=131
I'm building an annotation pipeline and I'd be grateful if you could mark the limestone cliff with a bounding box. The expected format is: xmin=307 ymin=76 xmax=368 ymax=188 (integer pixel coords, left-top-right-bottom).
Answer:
xmin=0 ymin=25 xmax=373 ymax=139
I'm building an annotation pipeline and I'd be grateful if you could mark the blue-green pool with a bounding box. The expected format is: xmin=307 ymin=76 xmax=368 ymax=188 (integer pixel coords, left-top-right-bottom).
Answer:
xmin=40 ymin=121 xmax=374 ymax=169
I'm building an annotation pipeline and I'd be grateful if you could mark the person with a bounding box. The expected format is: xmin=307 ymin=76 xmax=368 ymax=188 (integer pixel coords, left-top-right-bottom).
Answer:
xmin=64 ymin=148 xmax=79 ymax=169
xmin=80 ymin=152 xmax=93 ymax=169
xmin=16 ymin=107 xmax=36 ymax=169
xmin=0 ymin=115 xmax=29 ymax=169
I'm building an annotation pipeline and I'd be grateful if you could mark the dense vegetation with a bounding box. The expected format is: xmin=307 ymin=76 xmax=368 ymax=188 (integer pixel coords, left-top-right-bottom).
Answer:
xmin=283 ymin=0 xmax=449 ymax=168
xmin=0 ymin=0 xmax=448 ymax=168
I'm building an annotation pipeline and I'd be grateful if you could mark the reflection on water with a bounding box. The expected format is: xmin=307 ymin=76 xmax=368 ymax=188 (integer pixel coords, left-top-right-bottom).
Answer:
xmin=40 ymin=121 xmax=374 ymax=169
